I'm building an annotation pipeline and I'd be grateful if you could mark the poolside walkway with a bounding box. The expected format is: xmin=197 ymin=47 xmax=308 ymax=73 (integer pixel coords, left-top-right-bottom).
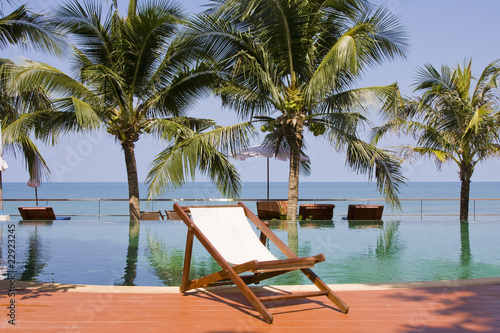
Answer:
xmin=1 ymin=278 xmax=500 ymax=332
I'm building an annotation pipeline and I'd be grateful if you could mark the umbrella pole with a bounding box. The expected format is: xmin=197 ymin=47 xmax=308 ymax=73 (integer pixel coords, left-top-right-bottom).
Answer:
xmin=35 ymin=187 xmax=38 ymax=206
xmin=267 ymin=157 xmax=269 ymax=200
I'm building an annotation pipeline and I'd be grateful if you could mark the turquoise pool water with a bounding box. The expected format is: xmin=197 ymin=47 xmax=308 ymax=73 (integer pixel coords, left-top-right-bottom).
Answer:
xmin=1 ymin=219 xmax=499 ymax=286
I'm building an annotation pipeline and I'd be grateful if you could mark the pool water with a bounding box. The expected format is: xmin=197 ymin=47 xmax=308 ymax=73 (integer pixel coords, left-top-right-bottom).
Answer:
xmin=1 ymin=219 xmax=499 ymax=286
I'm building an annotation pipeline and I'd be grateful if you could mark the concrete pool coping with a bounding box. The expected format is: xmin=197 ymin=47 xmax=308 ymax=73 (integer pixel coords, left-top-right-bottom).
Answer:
xmin=3 ymin=276 xmax=500 ymax=294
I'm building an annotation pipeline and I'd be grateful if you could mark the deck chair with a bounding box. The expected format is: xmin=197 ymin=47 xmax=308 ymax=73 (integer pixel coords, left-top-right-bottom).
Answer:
xmin=174 ymin=202 xmax=348 ymax=324
xmin=140 ymin=210 xmax=164 ymax=220
xmin=256 ymin=200 xmax=287 ymax=220
xmin=165 ymin=210 xmax=181 ymax=220
xmin=346 ymin=204 xmax=384 ymax=220
xmin=18 ymin=207 xmax=71 ymax=220
xmin=299 ymin=204 xmax=335 ymax=220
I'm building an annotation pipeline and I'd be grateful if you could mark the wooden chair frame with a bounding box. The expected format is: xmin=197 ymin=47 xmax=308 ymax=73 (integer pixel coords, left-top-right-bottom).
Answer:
xmin=165 ymin=210 xmax=181 ymax=220
xmin=347 ymin=204 xmax=384 ymax=220
xmin=140 ymin=210 xmax=164 ymax=220
xmin=18 ymin=206 xmax=70 ymax=220
xmin=299 ymin=204 xmax=335 ymax=220
xmin=256 ymin=200 xmax=287 ymax=220
xmin=174 ymin=202 xmax=348 ymax=324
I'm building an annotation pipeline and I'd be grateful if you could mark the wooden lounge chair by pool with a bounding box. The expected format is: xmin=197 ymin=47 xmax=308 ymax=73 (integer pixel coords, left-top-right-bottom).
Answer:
xmin=256 ymin=200 xmax=287 ymax=219
xmin=18 ymin=206 xmax=71 ymax=220
xmin=346 ymin=204 xmax=384 ymax=220
xmin=165 ymin=210 xmax=181 ymax=220
xmin=173 ymin=202 xmax=348 ymax=324
xmin=140 ymin=210 xmax=164 ymax=220
xmin=299 ymin=204 xmax=335 ymax=220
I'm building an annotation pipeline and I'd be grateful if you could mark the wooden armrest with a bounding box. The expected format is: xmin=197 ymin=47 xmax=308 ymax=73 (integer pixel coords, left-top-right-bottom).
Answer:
xmin=254 ymin=254 xmax=325 ymax=272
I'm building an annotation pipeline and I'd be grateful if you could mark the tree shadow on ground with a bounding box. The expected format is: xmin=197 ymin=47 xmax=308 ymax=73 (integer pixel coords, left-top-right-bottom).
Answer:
xmin=0 ymin=281 xmax=82 ymax=301
xmin=386 ymin=284 xmax=500 ymax=332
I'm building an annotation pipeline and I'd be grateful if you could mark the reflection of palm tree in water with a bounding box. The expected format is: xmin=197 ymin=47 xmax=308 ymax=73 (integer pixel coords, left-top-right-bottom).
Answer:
xmin=146 ymin=231 xmax=218 ymax=286
xmin=459 ymin=221 xmax=472 ymax=279
xmin=376 ymin=221 xmax=401 ymax=257
xmin=20 ymin=227 xmax=46 ymax=281
xmin=266 ymin=220 xmax=299 ymax=254
xmin=120 ymin=221 xmax=140 ymax=286
xmin=287 ymin=222 xmax=299 ymax=255
xmin=264 ymin=221 xmax=304 ymax=285
xmin=282 ymin=222 xmax=304 ymax=285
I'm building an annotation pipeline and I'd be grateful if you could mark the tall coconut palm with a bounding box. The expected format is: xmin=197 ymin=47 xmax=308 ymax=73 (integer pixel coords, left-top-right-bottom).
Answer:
xmin=7 ymin=0 xmax=252 ymax=220
xmin=373 ymin=59 xmax=500 ymax=220
xmin=179 ymin=0 xmax=408 ymax=220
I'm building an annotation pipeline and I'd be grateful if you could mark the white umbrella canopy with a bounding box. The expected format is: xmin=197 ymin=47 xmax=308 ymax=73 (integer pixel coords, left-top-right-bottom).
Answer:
xmin=231 ymin=145 xmax=309 ymax=200
xmin=232 ymin=145 xmax=309 ymax=162
xmin=0 ymin=124 xmax=7 ymax=172
xmin=0 ymin=156 xmax=8 ymax=172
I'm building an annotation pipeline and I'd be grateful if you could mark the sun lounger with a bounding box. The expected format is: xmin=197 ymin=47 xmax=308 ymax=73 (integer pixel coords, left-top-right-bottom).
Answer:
xmin=165 ymin=210 xmax=181 ymax=220
xmin=18 ymin=207 xmax=71 ymax=220
xmin=256 ymin=200 xmax=287 ymax=219
xmin=346 ymin=204 xmax=384 ymax=220
xmin=174 ymin=202 xmax=348 ymax=324
xmin=140 ymin=210 xmax=164 ymax=220
xmin=299 ymin=204 xmax=335 ymax=220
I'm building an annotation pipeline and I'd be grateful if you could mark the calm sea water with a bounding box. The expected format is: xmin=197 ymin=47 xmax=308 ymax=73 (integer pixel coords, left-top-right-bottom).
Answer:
xmin=3 ymin=181 xmax=500 ymax=220
xmin=5 ymin=181 xmax=500 ymax=200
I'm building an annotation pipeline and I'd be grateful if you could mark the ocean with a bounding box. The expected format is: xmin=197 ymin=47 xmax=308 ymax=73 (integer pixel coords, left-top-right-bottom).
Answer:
xmin=2 ymin=181 xmax=500 ymax=220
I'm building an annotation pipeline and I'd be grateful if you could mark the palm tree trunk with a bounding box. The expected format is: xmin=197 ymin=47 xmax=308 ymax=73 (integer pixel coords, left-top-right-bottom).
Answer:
xmin=122 ymin=141 xmax=141 ymax=220
xmin=286 ymin=124 xmax=303 ymax=222
xmin=459 ymin=179 xmax=470 ymax=221
xmin=287 ymin=149 xmax=300 ymax=221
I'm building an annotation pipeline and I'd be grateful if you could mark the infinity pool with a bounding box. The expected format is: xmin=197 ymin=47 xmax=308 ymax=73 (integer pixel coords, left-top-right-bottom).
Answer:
xmin=1 ymin=219 xmax=499 ymax=286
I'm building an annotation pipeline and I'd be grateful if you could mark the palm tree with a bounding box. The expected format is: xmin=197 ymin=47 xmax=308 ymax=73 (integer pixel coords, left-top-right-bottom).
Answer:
xmin=181 ymin=0 xmax=408 ymax=220
xmin=0 ymin=2 xmax=65 ymax=182
xmin=7 ymin=0 xmax=253 ymax=219
xmin=0 ymin=2 xmax=64 ymax=56
xmin=0 ymin=74 xmax=52 ymax=181
xmin=374 ymin=59 xmax=500 ymax=220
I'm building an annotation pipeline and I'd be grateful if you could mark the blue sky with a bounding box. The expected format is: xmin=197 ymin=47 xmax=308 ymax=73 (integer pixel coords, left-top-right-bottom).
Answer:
xmin=3 ymin=0 xmax=500 ymax=184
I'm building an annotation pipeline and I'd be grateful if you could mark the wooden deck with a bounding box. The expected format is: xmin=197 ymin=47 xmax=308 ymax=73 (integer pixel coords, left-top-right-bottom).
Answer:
xmin=1 ymin=279 xmax=500 ymax=332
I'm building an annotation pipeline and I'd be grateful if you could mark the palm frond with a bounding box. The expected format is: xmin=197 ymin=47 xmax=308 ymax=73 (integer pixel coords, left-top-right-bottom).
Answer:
xmin=146 ymin=122 xmax=255 ymax=199
xmin=0 ymin=5 xmax=66 ymax=55
xmin=345 ymin=138 xmax=405 ymax=209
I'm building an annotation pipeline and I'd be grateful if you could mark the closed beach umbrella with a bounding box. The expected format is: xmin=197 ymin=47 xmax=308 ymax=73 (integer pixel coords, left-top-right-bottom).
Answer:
xmin=231 ymin=145 xmax=309 ymax=200
xmin=0 ymin=123 xmax=8 ymax=215
xmin=27 ymin=178 xmax=41 ymax=206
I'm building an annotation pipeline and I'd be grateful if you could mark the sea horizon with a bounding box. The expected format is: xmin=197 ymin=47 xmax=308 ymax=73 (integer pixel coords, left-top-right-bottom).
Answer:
xmin=2 ymin=181 xmax=500 ymax=220
xmin=3 ymin=181 xmax=500 ymax=199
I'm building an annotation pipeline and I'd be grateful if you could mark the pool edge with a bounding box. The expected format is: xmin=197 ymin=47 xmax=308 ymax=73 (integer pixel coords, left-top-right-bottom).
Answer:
xmin=3 ymin=276 xmax=499 ymax=294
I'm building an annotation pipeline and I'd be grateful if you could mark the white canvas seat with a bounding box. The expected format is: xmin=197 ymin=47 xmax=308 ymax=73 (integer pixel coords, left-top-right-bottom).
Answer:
xmin=190 ymin=207 xmax=278 ymax=264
